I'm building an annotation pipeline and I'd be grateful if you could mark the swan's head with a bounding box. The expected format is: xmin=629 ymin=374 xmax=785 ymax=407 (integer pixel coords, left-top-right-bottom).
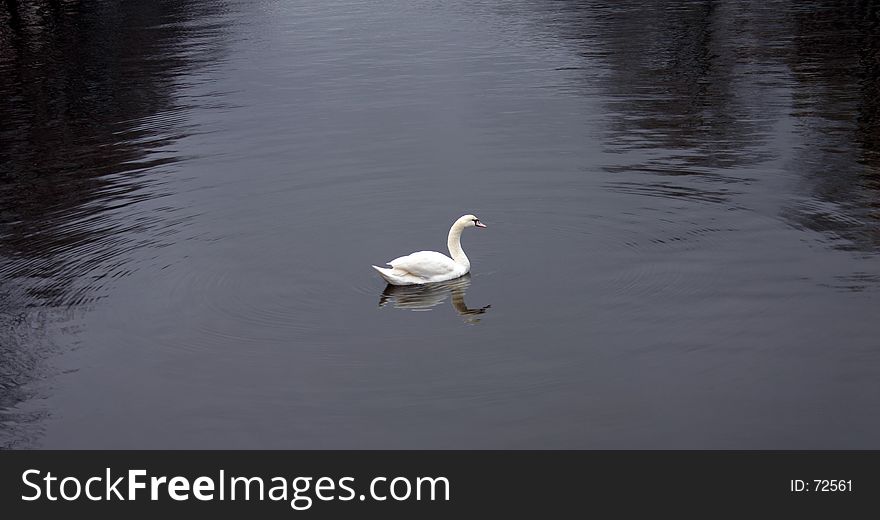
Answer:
xmin=458 ymin=214 xmax=487 ymax=229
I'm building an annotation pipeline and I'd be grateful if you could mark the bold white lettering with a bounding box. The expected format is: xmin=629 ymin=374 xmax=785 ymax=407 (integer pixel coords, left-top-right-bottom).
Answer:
xmin=150 ymin=476 xmax=167 ymax=500
xmin=168 ymin=476 xmax=190 ymax=501
xmin=128 ymin=470 xmax=147 ymax=500
xmin=193 ymin=477 xmax=214 ymax=500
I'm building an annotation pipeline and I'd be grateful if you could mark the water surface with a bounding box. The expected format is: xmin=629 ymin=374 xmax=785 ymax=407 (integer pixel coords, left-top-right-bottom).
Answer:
xmin=1 ymin=0 xmax=878 ymax=448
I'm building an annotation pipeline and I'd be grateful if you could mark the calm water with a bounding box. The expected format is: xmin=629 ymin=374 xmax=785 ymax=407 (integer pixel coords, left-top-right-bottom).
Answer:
xmin=1 ymin=0 xmax=878 ymax=449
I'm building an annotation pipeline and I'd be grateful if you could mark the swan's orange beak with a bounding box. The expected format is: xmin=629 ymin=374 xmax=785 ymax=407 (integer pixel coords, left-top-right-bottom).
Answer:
xmin=475 ymin=220 xmax=487 ymax=228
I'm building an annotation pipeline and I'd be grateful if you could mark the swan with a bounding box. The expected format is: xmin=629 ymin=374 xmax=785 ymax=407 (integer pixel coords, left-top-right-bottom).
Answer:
xmin=372 ymin=214 xmax=486 ymax=285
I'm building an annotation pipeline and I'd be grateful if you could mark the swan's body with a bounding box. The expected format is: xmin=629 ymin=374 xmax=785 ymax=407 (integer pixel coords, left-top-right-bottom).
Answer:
xmin=372 ymin=214 xmax=486 ymax=286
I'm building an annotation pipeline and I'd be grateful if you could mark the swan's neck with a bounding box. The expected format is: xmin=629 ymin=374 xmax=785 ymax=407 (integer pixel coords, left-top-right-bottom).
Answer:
xmin=447 ymin=223 xmax=470 ymax=269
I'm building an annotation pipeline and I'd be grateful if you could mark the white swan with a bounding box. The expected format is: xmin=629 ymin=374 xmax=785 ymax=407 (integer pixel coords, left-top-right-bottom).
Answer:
xmin=372 ymin=214 xmax=487 ymax=285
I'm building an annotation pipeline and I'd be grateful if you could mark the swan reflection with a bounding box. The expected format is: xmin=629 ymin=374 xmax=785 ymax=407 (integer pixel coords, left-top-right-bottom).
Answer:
xmin=378 ymin=275 xmax=491 ymax=324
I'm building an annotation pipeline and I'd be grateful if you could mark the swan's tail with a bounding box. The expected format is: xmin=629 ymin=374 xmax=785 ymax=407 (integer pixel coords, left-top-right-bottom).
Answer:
xmin=372 ymin=265 xmax=398 ymax=284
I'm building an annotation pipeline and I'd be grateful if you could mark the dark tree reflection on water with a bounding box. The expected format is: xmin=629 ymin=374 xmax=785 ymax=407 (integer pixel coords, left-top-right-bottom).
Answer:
xmin=533 ymin=1 xmax=879 ymax=251
xmin=0 ymin=0 xmax=228 ymax=447
xmin=787 ymin=2 xmax=880 ymax=252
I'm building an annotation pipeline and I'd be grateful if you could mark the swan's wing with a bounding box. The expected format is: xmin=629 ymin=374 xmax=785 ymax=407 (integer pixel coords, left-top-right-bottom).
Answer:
xmin=388 ymin=251 xmax=458 ymax=279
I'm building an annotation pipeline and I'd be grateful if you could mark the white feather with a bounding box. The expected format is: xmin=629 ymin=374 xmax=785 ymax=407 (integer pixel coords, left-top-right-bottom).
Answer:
xmin=372 ymin=214 xmax=486 ymax=286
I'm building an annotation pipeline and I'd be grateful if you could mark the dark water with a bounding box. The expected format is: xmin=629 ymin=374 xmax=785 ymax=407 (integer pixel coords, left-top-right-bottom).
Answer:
xmin=1 ymin=0 xmax=878 ymax=449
